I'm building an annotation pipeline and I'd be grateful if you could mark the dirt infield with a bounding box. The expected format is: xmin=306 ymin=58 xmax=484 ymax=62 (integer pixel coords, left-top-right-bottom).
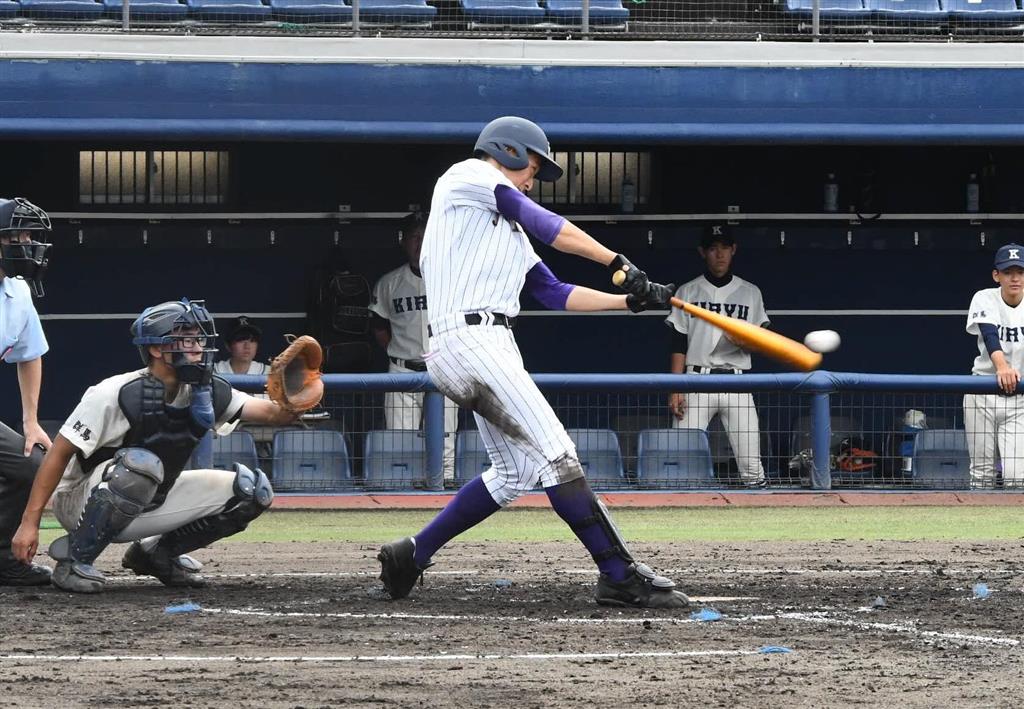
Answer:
xmin=2 ymin=539 xmax=1023 ymax=708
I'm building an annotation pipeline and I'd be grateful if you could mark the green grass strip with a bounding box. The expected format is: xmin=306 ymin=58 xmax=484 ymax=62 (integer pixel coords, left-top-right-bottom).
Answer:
xmin=36 ymin=506 xmax=1024 ymax=546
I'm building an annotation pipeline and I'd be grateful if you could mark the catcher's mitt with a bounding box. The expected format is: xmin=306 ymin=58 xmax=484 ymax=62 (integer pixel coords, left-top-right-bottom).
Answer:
xmin=266 ymin=335 xmax=325 ymax=413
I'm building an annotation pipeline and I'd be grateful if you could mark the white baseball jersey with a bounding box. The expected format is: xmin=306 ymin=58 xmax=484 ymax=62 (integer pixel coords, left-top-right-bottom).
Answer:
xmin=213 ymin=359 xmax=269 ymax=376
xmin=665 ymin=274 xmax=769 ymax=370
xmin=370 ymin=264 xmax=430 ymax=361
xmin=421 ymin=158 xmax=540 ymax=331
xmin=967 ymin=287 xmax=1024 ymax=375
xmin=54 ymin=369 xmax=250 ymax=494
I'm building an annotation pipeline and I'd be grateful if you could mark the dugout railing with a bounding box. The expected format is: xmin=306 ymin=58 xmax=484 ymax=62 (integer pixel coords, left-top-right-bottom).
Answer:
xmin=214 ymin=371 xmax=1024 ymax=493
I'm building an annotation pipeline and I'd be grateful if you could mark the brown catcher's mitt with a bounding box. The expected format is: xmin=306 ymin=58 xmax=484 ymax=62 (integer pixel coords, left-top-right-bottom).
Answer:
xmin=266 ymin=335 xmax=325 ymax=413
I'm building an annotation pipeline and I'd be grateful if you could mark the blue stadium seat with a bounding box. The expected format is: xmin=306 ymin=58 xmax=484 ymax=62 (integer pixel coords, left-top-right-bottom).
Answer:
xmin=636 ymin=429 xmax=714 ymax=485
xmin=911 ymin=429 xmax=970 ymax=488
xmin=270 ymin=0 xmax=351 ymax=20
xmin=18 ymin=0 xmax=105 ymax=18
xmin=211 ymin=430 xmax=259 ymax=472
xmin=866 ymin=0 xmax=946 ymax=20
xmin=567 ymin=428 xmax=625 ymax=486
xmin=272 ymin=429 xmax=350 ymax=491
xmin=785 ymin=0 xmax=869 ymax=18
xmin=0 ymin=0 xmax=21 ymax=15
xmin=455 ymin=430 xmax=490 ymax=483
xmin=545 ymin=0 xmax=628 ymax=25
xmin=102 ymin=0 xmax=189 ymax=18
xmin=358 ymin=0 xmax=436 ymax=23
xmin=946 ymin=0 xmax=1024 ymax=20
xmin=186 ymin=0 xmax=271 ymax=21
xmin=364 ymin=430 xmax=428 ymax=488
xmin=461 ymin=0 xmax=545 ymax=24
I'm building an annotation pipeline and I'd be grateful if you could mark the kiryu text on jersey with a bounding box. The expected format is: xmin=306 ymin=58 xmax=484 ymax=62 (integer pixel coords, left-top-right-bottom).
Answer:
xmin=691 ymin=302 xmax=751 ymax=320
xmin=393 ymin=295 xmax=428 ymax=314
xmin=994 ymin=325 xmax=1024 ymax=343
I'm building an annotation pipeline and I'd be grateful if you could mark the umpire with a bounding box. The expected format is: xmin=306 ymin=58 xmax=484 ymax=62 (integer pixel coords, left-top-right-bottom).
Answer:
xmin=0 ymin=198 xmax=53 ymax=585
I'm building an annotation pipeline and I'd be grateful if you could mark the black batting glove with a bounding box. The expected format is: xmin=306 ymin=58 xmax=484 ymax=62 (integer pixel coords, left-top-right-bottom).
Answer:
xmin=608 ymin=253 xmax=650 ymax=297
xmin=626 ymin=282 xmax=676 ymax=313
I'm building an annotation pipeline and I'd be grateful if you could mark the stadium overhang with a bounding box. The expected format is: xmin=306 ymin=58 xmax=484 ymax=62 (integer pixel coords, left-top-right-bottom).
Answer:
xmin=3 ymin=35 xmax=1024 ymax=144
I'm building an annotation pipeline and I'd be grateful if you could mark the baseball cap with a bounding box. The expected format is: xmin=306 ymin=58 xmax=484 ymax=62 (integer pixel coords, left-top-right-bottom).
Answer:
xmin=994 ymin=243 xmax=1024 ymax=271
xmin=224 ymin=315 xmax=261 ymax=343
xmin=700 ymin=224 xmax=735 ymax=249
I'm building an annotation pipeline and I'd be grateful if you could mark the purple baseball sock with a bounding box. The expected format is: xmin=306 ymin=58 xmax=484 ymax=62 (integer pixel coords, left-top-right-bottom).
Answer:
xmin=413 ymin=476 xmax=501 ymax=568
xmin=546 ymin=476 xmax=631 ymax=583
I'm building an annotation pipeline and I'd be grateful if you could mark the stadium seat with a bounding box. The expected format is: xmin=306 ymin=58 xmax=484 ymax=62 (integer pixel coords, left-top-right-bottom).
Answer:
xmin=269 ymin=0 xmax=351 ymax=20
xmin=784 ymin=0 xmax=870 ymax=18
xmin=364 ymin=430 xmax=428 ymax=488
xmin=357 ymin=0 xmax=436 ymax=23
xmin=211 ymin=430 xmax=259 ymax=471
xmin=636 ymin=429 xmax=714 ymax=486
xmin=18 ymin=0 xmax=105 ymax=18
xmin=865 ymin=0 xmax=946 ymax=20
xmin=186 ymin=0 xmax=271 ymax=21
xmin=946 ymin=0 xmax=1024 ymax=21
xmin=272 ymin=429 xmax=350 ymax=491
xmin=567 ymin=428 xmax=625 ymax=487
xmin=455 ymin=430 xmax=490 ymax=483
xmin=911 ymin=429 xmax=970 ymax=488
xmin=102 ymin=0 xmax=189 ymax=18
xmin=545 ymin=0 xmax=629 ymax=25
xmin=460 ymin=0 xmax=545 ymax=25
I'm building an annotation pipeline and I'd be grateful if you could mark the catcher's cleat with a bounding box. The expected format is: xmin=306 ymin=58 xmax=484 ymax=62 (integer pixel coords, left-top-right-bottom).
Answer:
xmin=51 ymin=560 xmax=105 ymax=594
xmin=0 ymin=556 xmax=52 ymax=587
xmin=377 ymin=536 xmax=430 ymax=600
xmin=122 ymin=542 xmax=207 ymax=588
xmin=595 ymin=562 xmax=690 ymax=609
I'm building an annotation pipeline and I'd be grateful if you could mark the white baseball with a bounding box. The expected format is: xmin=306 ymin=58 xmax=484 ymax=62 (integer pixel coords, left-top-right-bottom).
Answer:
xmin=804 ymin=329 xmax=841 ymax=353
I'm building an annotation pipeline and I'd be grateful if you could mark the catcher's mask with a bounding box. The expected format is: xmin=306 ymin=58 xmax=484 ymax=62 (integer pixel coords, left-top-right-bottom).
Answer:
xmin=835 ymin=436 xmax=877 ymax=473
xmin=0 ymin=198 xmax=52 ymax=298
xmin=131 ymin=298 xmax=218 ymax=384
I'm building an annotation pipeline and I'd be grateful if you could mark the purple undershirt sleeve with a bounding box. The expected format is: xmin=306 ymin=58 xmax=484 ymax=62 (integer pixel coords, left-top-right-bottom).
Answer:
xmin=494 ymin=184 xmax=566 ymax=245
xmin=979 ymin=323 xmax=1002 ymax=356
xmin=525 ymin=261 xmax=575 ymax=311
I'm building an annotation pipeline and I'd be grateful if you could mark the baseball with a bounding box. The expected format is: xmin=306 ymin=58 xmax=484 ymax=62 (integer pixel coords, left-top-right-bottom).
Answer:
xmin=612 ymin=269 xmax=626 ymax=286
xmin=803 ymin=329 xmax=841 ymax=353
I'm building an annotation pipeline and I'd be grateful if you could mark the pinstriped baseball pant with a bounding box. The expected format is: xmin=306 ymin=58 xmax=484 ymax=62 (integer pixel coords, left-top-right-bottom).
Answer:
xmin=425 ymin=325 xmax=580 ymax=506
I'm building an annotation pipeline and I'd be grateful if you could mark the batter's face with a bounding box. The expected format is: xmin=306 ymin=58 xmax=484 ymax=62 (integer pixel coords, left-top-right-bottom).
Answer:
xmin=229 ymin=336 xmax=258 ymax=364
xmin=494 ymin=152 xmax=542 ymax=193
xmin=994 ymin=266 xmax=1024 ymax=302
xmin=700 ymin=242 xmax=736 ymax=278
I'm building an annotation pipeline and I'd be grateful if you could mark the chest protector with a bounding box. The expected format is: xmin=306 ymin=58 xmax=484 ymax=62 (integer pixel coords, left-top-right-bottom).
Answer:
xmin=83 ymin=374 xmax=233 ymax=507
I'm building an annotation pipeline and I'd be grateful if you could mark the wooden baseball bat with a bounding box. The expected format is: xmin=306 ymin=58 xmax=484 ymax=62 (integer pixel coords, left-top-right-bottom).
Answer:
xmin=669 ymin=296 xmax=823 ymax=372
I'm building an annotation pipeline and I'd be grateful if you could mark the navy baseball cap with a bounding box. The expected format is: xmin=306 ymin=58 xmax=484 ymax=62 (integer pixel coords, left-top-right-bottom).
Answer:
xmin=700 ymin=224 xmax=735 ymax=249
xmin=995 ymin=243 xmax=1024 ymax=271
xmin=225 ymin=316 xmax=261 ymax=342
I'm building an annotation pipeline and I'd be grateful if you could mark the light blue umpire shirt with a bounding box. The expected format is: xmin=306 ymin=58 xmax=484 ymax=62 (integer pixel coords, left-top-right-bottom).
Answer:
xmin=0 ymin=275 xmax=48 ymax=364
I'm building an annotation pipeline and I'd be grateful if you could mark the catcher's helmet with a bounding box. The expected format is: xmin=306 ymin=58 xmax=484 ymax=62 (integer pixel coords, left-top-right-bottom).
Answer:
xmin=0 ymin=198 xmax=52 ymax=298
xmin=473 ymin=116 xmax=563 ymax=183
xmin=131 ymin=298 xmax=218 ymax=384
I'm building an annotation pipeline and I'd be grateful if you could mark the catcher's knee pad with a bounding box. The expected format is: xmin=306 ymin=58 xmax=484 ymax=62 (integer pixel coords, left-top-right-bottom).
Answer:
xmin=156 ymin=463 xmax=273 ymax=557
xmin=51 ymin=448 xmax=164 ymax=566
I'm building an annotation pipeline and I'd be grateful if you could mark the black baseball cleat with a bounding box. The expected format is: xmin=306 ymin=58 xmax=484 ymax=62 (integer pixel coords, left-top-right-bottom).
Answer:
xmin=122 ymin=542 xmax=207 ymax=588
xmin=595 ymin=563 xmax=690 ymax=609
xmin=377 ymin=536 xmax=430 ymax=600
xmin=0 ymin=555 xmax=52 ymax=587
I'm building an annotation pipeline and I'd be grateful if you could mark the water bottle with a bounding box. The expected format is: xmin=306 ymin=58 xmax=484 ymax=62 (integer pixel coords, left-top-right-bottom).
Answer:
xmin=966 ymin=173 xmax=980 ymax=213
xmin=621 ymin=176 xmax=636 ymax=214
xmin=824 ymin=173 xmax=839 ymax=213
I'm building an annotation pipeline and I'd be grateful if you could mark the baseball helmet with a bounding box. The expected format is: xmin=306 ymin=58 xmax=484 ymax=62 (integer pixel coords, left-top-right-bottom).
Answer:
xmin=131 ymin=298 xmax=218 ymax=384
xmin=473 ymin=116 xmax=563 ymax=183
xmin=0 ymin=198 xmax=52 ymax=298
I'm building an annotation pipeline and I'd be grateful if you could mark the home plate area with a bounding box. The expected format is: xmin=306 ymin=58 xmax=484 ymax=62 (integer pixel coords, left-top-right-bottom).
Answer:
xmin=1 ymin=540 xmax=1022 ymax=707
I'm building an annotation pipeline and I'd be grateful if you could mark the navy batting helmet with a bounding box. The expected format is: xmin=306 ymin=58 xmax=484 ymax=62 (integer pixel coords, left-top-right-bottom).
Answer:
xmin=131 ymin=298 xmax=218 ymax=384
xmin=474 ymin=116 xmax=563 ymax=183
xmin=0 ymin=198 xmax=52 ymax=298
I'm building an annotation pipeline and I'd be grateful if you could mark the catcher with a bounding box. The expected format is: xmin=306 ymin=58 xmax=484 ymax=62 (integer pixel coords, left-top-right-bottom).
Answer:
xmin=11 ymin=298 xmax=322 ymax=593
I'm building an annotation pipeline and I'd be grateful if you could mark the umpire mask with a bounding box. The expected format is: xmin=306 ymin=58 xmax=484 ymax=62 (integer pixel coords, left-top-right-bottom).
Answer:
xmin=0 ymin=198 xmax=52 ymax=298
